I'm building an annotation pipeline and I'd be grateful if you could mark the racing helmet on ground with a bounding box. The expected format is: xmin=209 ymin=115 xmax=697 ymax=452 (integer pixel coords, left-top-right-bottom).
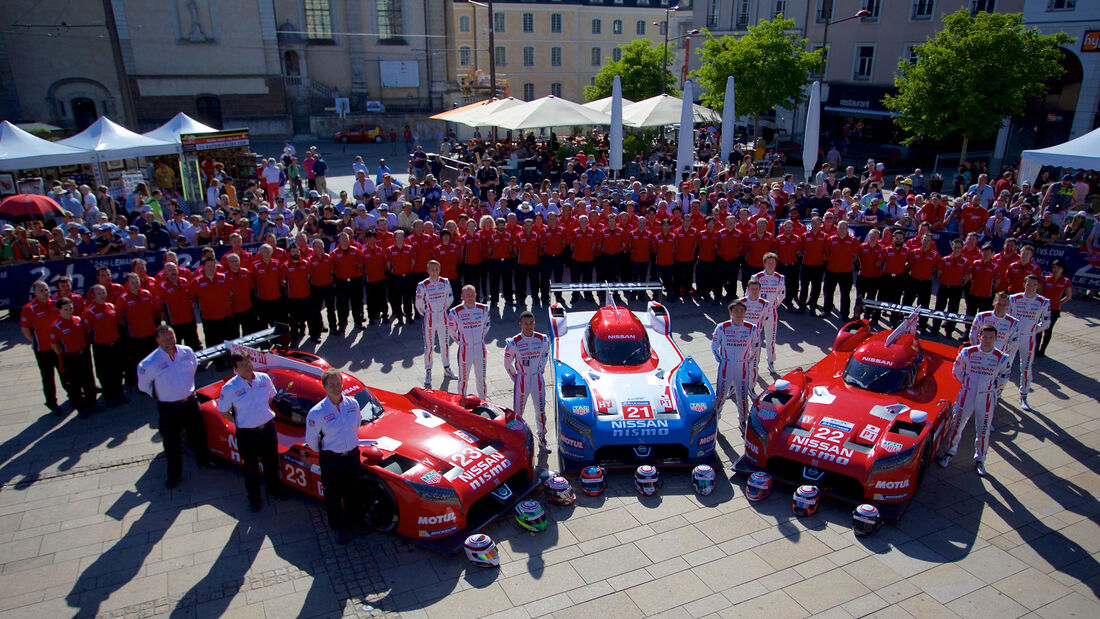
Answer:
xmin=514 ymin=500 xmax=547 ymax=532
xmin=464 ymin=533 xmax=500 ymax=567
xmin=745 ymin=471 xmax=772 ymax=502
xmin=580 ymin=465 xmax=607 ymax=496
xmin=543 ymin=475 xmax=577 ymax=506
xmin=692 ymin=465 xmax=716 ymax=496
xmin=635 ymin=465 xmax=662 ymax=496
xmin=792 ymin=485 xmax=821 ymax=517
xmin=852 ymin=504 xmax=883 ymax=538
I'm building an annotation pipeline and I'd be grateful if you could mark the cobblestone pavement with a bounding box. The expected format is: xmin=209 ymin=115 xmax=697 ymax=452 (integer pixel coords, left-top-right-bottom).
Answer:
xmin=1 ymin=292 xmax=1098 ymax=618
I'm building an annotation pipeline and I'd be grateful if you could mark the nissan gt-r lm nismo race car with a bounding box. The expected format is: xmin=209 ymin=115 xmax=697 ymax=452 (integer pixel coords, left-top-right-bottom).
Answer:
xmin=734 ymin=303 xmax=968 ymax=519
xmin=193 ymin=328 xmax=538 ymax=553
xmin=548 ymin=283 xmax=718 ymax=472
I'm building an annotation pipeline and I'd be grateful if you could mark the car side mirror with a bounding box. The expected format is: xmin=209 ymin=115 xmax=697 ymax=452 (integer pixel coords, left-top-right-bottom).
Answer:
xmin=360 ymin=445 xmax=384 ymax=464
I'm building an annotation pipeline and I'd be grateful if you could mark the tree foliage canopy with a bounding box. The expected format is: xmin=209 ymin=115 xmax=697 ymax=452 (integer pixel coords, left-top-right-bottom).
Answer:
xmin=884 ymin=9 xmax=1072 ymax=146
xmin=689 ymin=15 xmax=819 ymax=118
xmin=584 ymin=39 xmax=677 ymax=102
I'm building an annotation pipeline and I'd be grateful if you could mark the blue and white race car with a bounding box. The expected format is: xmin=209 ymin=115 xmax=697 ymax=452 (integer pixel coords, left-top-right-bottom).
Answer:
xmin=548 ymin=284 xmax=718 ymax=472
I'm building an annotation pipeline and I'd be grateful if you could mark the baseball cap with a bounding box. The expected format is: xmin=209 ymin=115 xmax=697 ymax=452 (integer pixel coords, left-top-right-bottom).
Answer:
xmin=215 ymin=213 xmax=226 ymax=221
xmin=1062 ymin=174 xmax=1073 ymax=181
xmin=309 ymin=190 xmax=321 ymax=198
xmin=258 ymin=205 xmax=269 ymax=213
xmin=1 ymin=224 xmax=13 ymax=232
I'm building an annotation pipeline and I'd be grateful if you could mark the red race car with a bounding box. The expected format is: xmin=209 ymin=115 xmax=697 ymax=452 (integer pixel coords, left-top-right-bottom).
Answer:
xmin=195 ymin=333 xmax=537 ymax=552
xmin=734 ymin=304 xmax=966 ymax=519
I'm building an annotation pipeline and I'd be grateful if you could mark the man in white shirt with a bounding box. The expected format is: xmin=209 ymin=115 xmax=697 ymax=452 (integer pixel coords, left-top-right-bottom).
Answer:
xmin=217 ymin=351 xmax=288 ymax=511
xmin=939 ymin=325 xmax=1012 ymax=476
xmin=305 ymin=368 xmax=364 ymax=545
xmin=1009 ymin=275 xmax=1051 ymax=411
xmin=262 ymin=158 xmax=282 ymax=203
xmin=711 ymin=301 xmax=761 ymax=435
xmin=352 ymin=170 xmax=376 ymax=203
xmin=137 ymin=325 xmax=213 ymax=488
xmin=447 ymin=285 xmax=491 ymax=398
xmin=504 ymin=311 xmax=550 ymax=451
xmin=415 ymin=261 xmax=456 ymax=388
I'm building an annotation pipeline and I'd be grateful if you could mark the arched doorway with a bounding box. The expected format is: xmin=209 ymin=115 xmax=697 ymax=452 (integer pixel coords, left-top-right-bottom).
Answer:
xmin=195 ymin=96 xmax=222 ymax=129
xmin=284 ymin=51 xmax=300 ymax=76
xmin=70 ymin=97 xmax=98 ymax=131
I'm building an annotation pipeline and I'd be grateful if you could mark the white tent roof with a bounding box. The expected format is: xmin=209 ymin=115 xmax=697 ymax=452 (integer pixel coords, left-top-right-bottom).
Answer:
xmin=622 ymin=94 xmax=721 ymax=128
xmin=143 ymin=113 xmax=218 ymax=143
xmin=583 ymin=96 xmax=634 ymax=114
xmin=58 ymin=117 xmax=178 ymax=160
xmin=1019 ymin=127 xmax=1100 ymax=185
xmin=442 ymin=97 xmax=526 ymax=127
xmin=0 ymin=121 xmax=91 ymax=171
xmin=487 ymin=95 xmax=611 ymax=130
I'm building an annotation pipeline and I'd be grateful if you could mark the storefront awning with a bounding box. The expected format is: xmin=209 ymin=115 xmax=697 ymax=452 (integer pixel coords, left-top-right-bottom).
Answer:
xmin=823 ymin=106 xmax=899 ymax=119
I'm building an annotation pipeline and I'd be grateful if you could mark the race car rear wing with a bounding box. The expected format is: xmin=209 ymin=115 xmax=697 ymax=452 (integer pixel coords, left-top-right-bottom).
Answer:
xmin=550 ymin=281 xmax=664 ymax=306
xmin=857 ymin=299 xmax=974 ymax=326
xmin=193 ymin=322 xmax=290 ymax=366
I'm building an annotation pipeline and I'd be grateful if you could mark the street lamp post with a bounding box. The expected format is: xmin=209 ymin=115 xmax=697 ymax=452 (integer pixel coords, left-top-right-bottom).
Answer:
xmin=819 ymin=8 xmax=871 ymax=77
xmin=466 ymin=0 xmax=496 ymax=98
xmin=656 ymin=4 xmax=680 ymax=95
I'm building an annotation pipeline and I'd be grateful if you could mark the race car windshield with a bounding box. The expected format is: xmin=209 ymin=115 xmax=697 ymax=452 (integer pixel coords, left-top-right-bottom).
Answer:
xmin=843 ymin=358 xmax=912 ymax=394
xmin=586 ymin=330 xmax=651 ymax=366
xmin=354 ymin=389 xmax=384 ymax=422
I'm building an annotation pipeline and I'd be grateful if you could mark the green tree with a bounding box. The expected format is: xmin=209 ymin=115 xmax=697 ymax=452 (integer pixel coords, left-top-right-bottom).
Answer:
xmin=884 ymin=9 xmax=1072 ymax=164
xmin=690 ymin=15 xmax=820 ymax=135
xmin=584 ymin=38 xmax=677 ymax=102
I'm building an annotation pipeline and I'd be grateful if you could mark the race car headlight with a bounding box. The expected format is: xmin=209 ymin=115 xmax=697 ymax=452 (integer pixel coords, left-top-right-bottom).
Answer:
xmin=748 ymin=411 xmax=768 ymax=441
xmin=871 ymin=446 xmax=917 ymax=473
xmin=560 ymin=407 xmax=594 ymax=441
xmin=692 ymin=409 xmax=717 ymax=436
xmin=406 ymin=480 xmax=462 ymax=505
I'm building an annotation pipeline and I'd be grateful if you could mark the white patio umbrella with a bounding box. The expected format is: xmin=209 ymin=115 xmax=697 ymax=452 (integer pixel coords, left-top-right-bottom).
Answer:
xmin=583 ymin=96 xmax=635 ymax=114
xmin=609 ymin=76 xmax=624 ymax=171
xmin=487 ymin=95 xmax=611 ymax=130
xmin=435 ymin=97 xmax=525 ymax=127
xmin=676 ymin=82 xmax=695 ymax=178
xmin=803 ymin=81 xmax=822 ymax=182
xmin=720 ymin=76 xmax=736 ymax=163
xmin=622 ymin=93 xmax=721 ymax=128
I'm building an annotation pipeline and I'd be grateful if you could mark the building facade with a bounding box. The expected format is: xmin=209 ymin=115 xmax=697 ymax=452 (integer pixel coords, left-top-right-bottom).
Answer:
xmin=449 ymin=0 xmax=693 ymax=104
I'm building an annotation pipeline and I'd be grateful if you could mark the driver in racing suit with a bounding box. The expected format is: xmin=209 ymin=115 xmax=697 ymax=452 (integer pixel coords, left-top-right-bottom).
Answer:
xmin=711 ymin=300 xmax=761 ymax=435
xmin=939 ymin=324 xmax=1011 ymax=476
xmin=447 ymin=285 xmax=491 ymax=398
xmin=1008 ymin=274 xmax=1050 ymax=411
xmin=504 ymin=311 xmax=550 ymax=451
xmin=752 ymin=253 xmax=785 ymax=373
xmin=742 ymin=277 xmax=775 ymax=377
xmin=415 ymin=260 xmax=456 ymax=388
xmin=969 ymin=291 xmax=1019 ymax=398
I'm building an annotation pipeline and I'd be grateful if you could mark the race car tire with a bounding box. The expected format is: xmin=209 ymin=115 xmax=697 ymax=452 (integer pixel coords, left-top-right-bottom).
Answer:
xmin=360 ymin=474 xmax=399 ymax=533
xmin=340 ymin=136 xmax=349 ymax=143
xmin=374 ymin=135 xmax=383 ymax=143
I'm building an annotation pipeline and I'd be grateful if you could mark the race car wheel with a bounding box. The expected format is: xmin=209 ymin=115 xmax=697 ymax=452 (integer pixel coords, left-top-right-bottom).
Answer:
xmin=340 ymin=136 xmax=349 ymax=143
xmin=374 ymin=135 xmax=383 ymax=143
xmin=360 ymin=475 xmax=399 ymax=533
xmin=915 ymin=441 xmax=933 ymax=491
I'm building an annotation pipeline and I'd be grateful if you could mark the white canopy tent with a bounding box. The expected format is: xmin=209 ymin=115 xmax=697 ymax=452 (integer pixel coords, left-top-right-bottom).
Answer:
xmin=0 ymin=121 xmax=89 ymax=171
xmin=583 ymin=96 xmax=634 ymax=114
xmin=487 ymin=95 xmax=611 ymax=130
xmin=1019 ymin=127 xmax=1100 ymax=185
xmin=438 ymin=97 xmax=526 ymax=127
xmin=58 ymin=117 xmax=178 ymax=160
xmin=622 ymin=94 xmax=721 ymax=128
xmin=142 ymin=113 xmax=218 ymax=144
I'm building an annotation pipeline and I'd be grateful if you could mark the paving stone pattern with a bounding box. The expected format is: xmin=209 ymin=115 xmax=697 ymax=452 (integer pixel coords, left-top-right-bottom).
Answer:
xmin=0 ymin=292 xmax=1098 ymax=618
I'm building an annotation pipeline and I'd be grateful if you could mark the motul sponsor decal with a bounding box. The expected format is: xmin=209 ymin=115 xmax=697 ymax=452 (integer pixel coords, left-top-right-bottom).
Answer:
xmin=560 ymin=435 xmax=585 ymax=450
xmin=417 ymin=511 xmax=456 ymax=525
xmin=874 ymin=479 xmax=909 ymax=489
xmin=698 ymin=432 xmax=717 ymax=446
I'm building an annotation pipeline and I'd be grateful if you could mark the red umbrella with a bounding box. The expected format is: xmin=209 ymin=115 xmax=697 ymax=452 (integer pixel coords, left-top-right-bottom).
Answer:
xmin=0 ymin=193 xmax=63 ymax=221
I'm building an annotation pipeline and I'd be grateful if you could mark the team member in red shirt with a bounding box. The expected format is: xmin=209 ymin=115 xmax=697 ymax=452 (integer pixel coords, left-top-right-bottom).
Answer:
xmin=463 ymin=218 xmax=489 ymax=301
xmin=957 ymin=197 xmax=990 ymax=236
xmin=409 ymin=220 xmax=437 ymax=285
xmin=157 ymin=262 xmax=201 ymax=349
xmin=487 ymin=217 xmax=516 ymax=306
xmin=879 ymin=230 xmax=910 ymax=322
xmin=119 ymin=272 xmax=161 ymax=387
xmin=331 ymin=232 xmax=365 ymax=330
xmin=386 ymin=229 xmax=417 ymax=322
xmin=672 ymin=219 xmax=699 ymax=300
xmin=653 ymin=219 xmax=677 ymax=299
xmin=933 ymin=238 xmax=970 ymax=337
xmin=855 ymin=228 xmax=884 ymax=321
xmin=50 ymin=297 xmax=96 ymax=416
xmin=224 ymin=252 xmax=258 ymax=336
xmin=822 ymin=221 xmax=860 ymax=320
xmin=513 ymin=219 xmax=542 ymax=306
xmin=743 ymin=218 xmax=775 ymax=293
xmin=53 ymin=276 xmax=85 ymax=317
xmin=966 ymin=244 xmax=998 ymax=315
xmin=190 ymin=257 xmax=235 ymax=348
xmin=1037 ymin=260 xmax=1072 ymax=358
xmin=84 ymin=284 xmax=126 ymax=405
xmin=774 ymin=220 xmax=803 ymax=310
xmin=93 ymin=266 xmax=126 ymax=303
xmin=597 ymin=214 xmax=626 ymax=285
xmin=361 ymin=232 xmax=389 ymax=325
xmin=252 ymin=245 xmax=283 ymax=329
xmin=282 ymin=244 xmax=313 ymax=340
xmin=434 ymin=229 xmax=463 ymax=303
xmin=308 ymin=238 xmax=336 ymax=340
xmin=797 ymin=217 xmax=828 ymax=314
xmin=696 ymin=217 xmax=721 ymax=303
xmin=21 ymin=280 xmax=61 ymax=410
xmin=1003 ymin=244 xmax=1042 ymax=294
xmin=627 ymin=216 xmax=653 ymax=295
xmin=718 ymin=215 xmax=744 ymax=301
xmin=992 ymin=237 xmax=1019 ymax=293
xmin=541 ymin=212 xmax=568 ymax=303
xmin=130 ymin=258 xmax=157 ymax=291
xmin=902 ymin=234 xmax=940 ymax=329
xmin=570 ymin=215 xmax=598 ymax=302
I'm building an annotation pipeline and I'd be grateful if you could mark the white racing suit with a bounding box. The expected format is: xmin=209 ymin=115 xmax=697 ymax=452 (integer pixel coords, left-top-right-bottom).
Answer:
xmin=711 ymin=319 xmax=761 ymax=434
xmin=1008 ymin=293 xmax=1050 ymax=398
xmin=415 ymin=277 xmax=454 ymax=380
xmin=945 ymin=345 xmax=1011 ymax=462
xmin=742 ymin=295 xmax=775 ymax=372
xmin=447 ymin=302 xmax=491 ymax=397
xmin=503 ymin=331 xmax=550 ymax=445
xmin=969 ymin=310 xmax=1020 ymax=397
xmin=753 ymin=270 xmax=785 ymax=362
